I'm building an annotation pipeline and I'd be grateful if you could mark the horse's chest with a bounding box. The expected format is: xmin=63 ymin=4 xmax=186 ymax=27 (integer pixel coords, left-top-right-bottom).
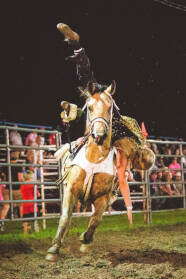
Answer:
xmin=71 ymin=145 xmax=116 ymax=186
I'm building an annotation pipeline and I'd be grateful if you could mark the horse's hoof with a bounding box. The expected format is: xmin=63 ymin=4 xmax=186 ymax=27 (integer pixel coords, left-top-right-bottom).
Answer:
xmin=47 ymin=244 xmax=59 ymax=254
xmin=80 ymin=244 xmax=89 ymax=253
xmin=45 ymin=253 xmax=58 ymax=262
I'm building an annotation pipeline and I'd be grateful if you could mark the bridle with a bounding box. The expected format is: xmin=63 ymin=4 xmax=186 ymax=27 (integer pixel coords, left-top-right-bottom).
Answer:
xmin=82 ymin=91 xmax=120 ymax=137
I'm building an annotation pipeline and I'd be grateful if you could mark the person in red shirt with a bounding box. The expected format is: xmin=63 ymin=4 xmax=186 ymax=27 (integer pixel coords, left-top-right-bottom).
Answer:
xmin=48 ymin=132 xmax=56 ymax=145
xmin=21 ymin=171 xmax=40 ymax=234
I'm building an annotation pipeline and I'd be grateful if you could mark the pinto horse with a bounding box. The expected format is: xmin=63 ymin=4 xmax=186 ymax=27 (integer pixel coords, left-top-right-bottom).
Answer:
xmin=46 ymin=81 xmax=116 ymax=261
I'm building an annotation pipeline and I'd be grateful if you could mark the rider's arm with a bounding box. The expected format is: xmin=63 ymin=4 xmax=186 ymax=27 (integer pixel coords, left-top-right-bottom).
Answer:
xmin=116 ymin=150 xmax=133 ymax=225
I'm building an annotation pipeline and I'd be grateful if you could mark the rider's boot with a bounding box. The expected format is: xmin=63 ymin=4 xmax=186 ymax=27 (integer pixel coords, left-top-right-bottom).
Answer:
xmin=57 ymin=22 xmax=84 ymax=63
xmin=57 ymin=23 xmax=80 ymax=42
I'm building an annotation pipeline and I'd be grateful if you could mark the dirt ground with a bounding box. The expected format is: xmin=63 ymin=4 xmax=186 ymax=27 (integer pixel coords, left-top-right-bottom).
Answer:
xmin=0 ymin=224 xmax=186 ymax=279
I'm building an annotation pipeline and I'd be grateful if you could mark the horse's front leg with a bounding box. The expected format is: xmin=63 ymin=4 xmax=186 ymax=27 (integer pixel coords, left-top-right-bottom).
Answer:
xmin=80 ymin=194 xmax=109 ymax=252
xmin=46 ymin=166 xmax=85 ymax=261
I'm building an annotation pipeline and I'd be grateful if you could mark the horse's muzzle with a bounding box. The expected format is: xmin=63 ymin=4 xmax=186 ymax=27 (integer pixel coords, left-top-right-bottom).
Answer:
xmin=90 ymin=117 xmax=109 ymax=145
xmin=92 ymin=131 xmax=107 ymax=145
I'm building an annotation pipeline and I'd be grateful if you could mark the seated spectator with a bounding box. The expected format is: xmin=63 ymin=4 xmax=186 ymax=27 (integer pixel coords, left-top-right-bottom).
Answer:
xmin=168 ymin=157 xmax=181 ymax=177
xmin=160 ymin=170 xmax=180 ymax=209
xmin=0 ymin=152 xmax=24 ymax=229
xmin=163 ymin=148 xmax=172 ymax=167
xmin=156 ymin=156 xmax=165 ymax=169
xmin=25 ymin=130 xmax=38 ymax=146
xmin=126 ymin=170 xmax=138 ymax=193
xmin=161 ymin=142 xmax=171 ymax=154
xmin=151 ymin=142 xmax=159 ymax=155
xmin=175 ymin=147 xmax=180 ymax=156
xmin=21 ymin=170 xmax=40 ymax=234
xmin=150 ymin=170 xmax=165 ymax=210
xmin=150 ymin=170 xmax=158 ymax=195
xmin=170 ymin=143 xmax=177 ymax=155
xmin=161 ymin=171 xmax=175 ymax=196
xmin=157 ymin=170 xmax=163 ymax=182
xmin=173 ymin=171 xmax=183 ymax=195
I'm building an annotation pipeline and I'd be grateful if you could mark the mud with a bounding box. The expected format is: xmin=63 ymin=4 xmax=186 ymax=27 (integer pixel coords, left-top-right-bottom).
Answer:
xmin=0 ymin=224 xmax=186 ymax=279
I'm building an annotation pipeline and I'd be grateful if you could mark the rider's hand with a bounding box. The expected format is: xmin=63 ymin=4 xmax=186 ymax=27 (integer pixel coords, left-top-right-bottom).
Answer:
xmin=126 ymin=209 xmax=133 ymax=225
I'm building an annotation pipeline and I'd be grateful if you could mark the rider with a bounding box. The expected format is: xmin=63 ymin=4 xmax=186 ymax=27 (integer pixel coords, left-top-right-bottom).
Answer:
xmin=57 ymin=23 xmax=155 ymax=225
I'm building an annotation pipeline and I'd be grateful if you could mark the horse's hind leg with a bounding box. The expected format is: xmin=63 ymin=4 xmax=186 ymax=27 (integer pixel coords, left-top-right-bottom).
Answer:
xmin=80 ymin=194 xmax=108 ymax=252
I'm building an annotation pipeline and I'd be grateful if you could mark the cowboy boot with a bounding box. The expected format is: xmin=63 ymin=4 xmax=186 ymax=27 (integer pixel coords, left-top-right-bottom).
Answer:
xmin=57 ymin=23 xmax=80 ymax=42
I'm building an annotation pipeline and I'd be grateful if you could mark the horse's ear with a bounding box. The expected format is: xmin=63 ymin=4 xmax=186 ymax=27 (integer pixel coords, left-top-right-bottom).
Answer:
xmin=87 ymin=81 xmax=96 ymax=95
xmin=106 ymin=80 xmax=116 ymax=95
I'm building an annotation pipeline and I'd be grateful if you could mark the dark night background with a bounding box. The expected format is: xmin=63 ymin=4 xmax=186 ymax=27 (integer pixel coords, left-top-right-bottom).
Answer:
xmin=1 ymin=0 xmax=186 ymax=139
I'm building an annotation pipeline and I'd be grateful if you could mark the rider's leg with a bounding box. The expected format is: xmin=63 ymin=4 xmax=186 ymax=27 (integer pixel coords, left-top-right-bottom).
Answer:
xmin=57 ymin=23 xmax=96 ymax=88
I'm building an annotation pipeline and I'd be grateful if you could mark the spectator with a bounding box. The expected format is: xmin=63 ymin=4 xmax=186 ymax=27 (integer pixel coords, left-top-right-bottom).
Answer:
xmin=0 ymin=166 xmax=6 ymax=182
xmin=27 ymin=135 xmax=42 ymax=165
xmin=161 ymin=170 xmax=180 ymax=209
xmin=25 ymin=129 xmax=38 ymax=146
xmin=10 ymin=125 xmax=23 ymax=146
xmin=170 ymin=143 xmax=179 ymax=155
xmin=0 ymin=178 xmax=6 ymax=230
xmin=49 ymin=132 xmax=56 ymax=145
xmin=157 ymin=170 xmax=163 ymax=182
xmin=9 ymin=125 xmax=23 ymax=157
xmin=26 ymin=135 xmax=43 ymax=178
xmin=163 ymin=148 xmax=172 ymax=167
xmin=39 ymin=127 xmax=45 ymax=146
xmin=181 ymin=147 xmax=186 ymax=167
xmin=173 ymin=171 xmax=183 ymax=195
xmin=21 ymin=170 xmax=40 ymax=234
xmin=168 ymin=157 xmax=181 ymax=177
xmin=156 ymin=156 xmax=165 ymax=169
xmin=150 ymin=170 xmax=163 ymax=210
xmin=161 ymin=171 xmax=174 ymax=196
xmin=0 ymin=152 xmax=24 ymax=229
xmin=174 ymin=147 xmax=181 ymax=164
xmin=151 ymin=142 xmax=159 ymax=155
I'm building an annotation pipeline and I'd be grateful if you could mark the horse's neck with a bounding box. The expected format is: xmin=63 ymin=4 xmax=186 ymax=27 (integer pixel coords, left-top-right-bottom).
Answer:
xmin=85 ymin=130 xmax=112 ymax=163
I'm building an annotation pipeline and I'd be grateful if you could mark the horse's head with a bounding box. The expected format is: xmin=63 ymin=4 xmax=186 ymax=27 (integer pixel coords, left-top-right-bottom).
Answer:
xmin=85 ymin=80 xmax=116 ymax=145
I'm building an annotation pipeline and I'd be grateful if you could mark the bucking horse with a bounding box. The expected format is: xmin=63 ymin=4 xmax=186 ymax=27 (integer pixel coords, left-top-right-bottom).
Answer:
xmin=46 ymin=81 xmax=118 ymax=261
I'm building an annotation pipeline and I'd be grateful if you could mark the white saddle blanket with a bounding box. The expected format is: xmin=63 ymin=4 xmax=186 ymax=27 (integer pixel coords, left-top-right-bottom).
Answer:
xmin=71 ymin=145 xmax=116 ymax=186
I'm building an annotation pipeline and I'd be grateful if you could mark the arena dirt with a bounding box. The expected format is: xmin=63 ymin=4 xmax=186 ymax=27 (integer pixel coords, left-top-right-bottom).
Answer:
xmin=0 ymin=224 xmax=186 ymax=279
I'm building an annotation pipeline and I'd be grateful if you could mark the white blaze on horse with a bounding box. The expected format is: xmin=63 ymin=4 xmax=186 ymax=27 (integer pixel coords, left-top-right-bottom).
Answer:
xmin=46 ymin=81 xmax=117 ymax=261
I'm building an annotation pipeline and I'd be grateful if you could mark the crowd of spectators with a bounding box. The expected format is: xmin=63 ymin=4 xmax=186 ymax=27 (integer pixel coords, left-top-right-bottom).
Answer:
xmin=0 ymin=126 xmax=58 ymax=232
xmin=0 ymin=125 xmax=186 ymax=230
